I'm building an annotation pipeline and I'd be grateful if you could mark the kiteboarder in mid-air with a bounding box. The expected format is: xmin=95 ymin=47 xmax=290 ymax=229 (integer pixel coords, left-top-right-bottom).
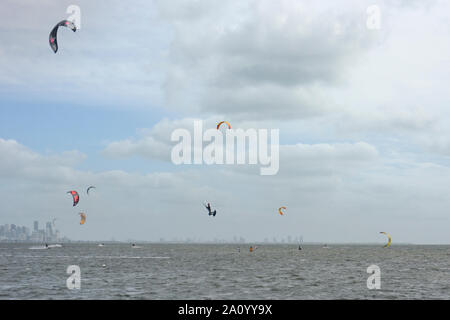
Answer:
xmin=204 ymin=202 xmax=217 ymax=217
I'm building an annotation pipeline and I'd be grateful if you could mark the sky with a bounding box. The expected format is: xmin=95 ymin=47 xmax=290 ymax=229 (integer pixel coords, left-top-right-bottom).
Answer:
xmin=1 ymin=0 xmax=450 ymax=244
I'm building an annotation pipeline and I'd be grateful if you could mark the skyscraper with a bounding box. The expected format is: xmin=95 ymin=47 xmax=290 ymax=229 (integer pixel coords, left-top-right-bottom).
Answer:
xmin=33 ymin=221 xmax=38 ymax=232
xmin=46 ymin=222 xmax=52 ymax=235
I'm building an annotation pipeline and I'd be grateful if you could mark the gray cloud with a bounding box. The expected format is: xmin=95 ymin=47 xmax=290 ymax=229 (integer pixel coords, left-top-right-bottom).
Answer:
xmin=156 ymin=0 xmax=379 ymax=119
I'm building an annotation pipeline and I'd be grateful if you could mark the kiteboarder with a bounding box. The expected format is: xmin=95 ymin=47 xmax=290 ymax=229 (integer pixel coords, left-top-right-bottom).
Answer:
xmin=204 ymin=202 xmax=217 ymax=217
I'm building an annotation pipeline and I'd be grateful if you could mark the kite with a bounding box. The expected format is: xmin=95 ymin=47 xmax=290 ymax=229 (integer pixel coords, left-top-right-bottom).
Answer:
xmin=87 ymin=186 xmax=96 ymax=195
xmin=67 ymin=191 xmax=80 ymax=206
xmin=79 ymin=212 xmax=86 ymax=225
xmin=49 ymin=20 xmax=77 ymax=53
xmin=217 ymin=121 xmax=231 ymax=130
xmin=379 ymin=232 xmax=392 ymax=248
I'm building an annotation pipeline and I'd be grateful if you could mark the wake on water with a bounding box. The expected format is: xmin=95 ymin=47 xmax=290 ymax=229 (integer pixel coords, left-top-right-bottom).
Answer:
xmin=28 ymin=244 xmax=62 ymax=250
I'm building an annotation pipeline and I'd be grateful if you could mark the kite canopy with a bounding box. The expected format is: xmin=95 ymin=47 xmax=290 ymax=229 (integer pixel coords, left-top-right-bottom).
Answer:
xmin=67 ymin=190 xmax=80 ymax=206
xmin=49 ymin=20 xmax=77 ymax=53
xmin=79 ymin=212 xmax=86 ymax=225
xmin=87 ymin=186 xmax=96 ymax=195
xmin=278 ymin=206 xmax=286 ymax=215
xmin=380 ymin=232 xmax=392 ymax=248
xmin=217 ymin=121 xmax=231 ymax=130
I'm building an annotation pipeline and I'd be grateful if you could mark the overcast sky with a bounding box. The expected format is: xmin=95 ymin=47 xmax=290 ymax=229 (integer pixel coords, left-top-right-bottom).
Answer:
xmin=1 ymin=0 xmax=450 ymax=244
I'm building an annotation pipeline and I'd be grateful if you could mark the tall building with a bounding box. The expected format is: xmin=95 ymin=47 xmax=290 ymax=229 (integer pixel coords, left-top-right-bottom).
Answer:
xmin=34 ymin=221 xmax=38 ymax=232
xmin=45 ymin=222 xmax=53 ymax=240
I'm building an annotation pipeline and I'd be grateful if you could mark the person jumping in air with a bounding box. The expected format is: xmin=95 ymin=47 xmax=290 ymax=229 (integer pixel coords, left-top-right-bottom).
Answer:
xmin=204 ymin=202 xmax=217 ymax=217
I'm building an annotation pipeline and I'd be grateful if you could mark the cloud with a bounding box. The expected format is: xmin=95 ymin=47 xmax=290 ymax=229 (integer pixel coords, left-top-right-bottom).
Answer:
xmin=0 ymin=138 xmax=86 ymax=183
xmin=101 ymin=118 xmax=378 ymax=171
xmin=102 ymin=118 xmax=201 ymax=161
xmin=0 ymin=0 xmax=168 ymax=108
xmin=156 ymin=0 xmax=378 ymax=119
xmin=1 ymin=137 xmax=450 ymax=243
xmin=278 ymin=142 xmax=378 ymax=175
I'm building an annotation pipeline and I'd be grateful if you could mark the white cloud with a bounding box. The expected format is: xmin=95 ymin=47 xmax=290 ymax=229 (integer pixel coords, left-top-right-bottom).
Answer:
xmin=157 ymin=0 xmax=380 ymax=119
xmin=0 ymin=138 xmax=86 ymax=182
xmin=0 ymin=0 xmax=168 ymax=108
xmin=1 ymin=137 xmax=450 ymax=243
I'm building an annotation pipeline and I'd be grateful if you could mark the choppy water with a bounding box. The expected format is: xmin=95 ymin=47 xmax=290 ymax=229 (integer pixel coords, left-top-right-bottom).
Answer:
xmin=0 ymin=243 xmax=448 ymax=299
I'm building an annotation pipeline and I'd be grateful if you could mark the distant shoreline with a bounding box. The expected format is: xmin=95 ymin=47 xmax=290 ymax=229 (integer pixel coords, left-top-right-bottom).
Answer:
xmin=1 ymin=240 xmax=448 ymax=246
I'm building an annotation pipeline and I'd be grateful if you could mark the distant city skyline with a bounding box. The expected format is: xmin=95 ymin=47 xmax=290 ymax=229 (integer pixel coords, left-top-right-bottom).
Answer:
xmin=0 ymin=220 xmax=69 ymax=243
xmin=0 ymin=221 xmax=308 ymax=244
